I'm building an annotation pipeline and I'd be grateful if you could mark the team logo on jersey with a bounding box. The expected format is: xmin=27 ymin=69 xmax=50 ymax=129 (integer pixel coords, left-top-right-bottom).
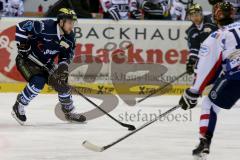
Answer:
xmin=43 ymin=49 xmax=58 ymax=55
xmin=211 ymin=32 xmax=220 ymax=39
xmin=199 ymin=45 xmax=209 ymax=57
xmin=22 ymin=21 xmax=33 ymax=32
xmin=210 ymin=90 xmax=217 ymax=100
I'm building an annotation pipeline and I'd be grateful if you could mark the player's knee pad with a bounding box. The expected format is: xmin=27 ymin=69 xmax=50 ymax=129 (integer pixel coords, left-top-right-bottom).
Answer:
xmin=202 ymin=96 xmax=221 ymax=115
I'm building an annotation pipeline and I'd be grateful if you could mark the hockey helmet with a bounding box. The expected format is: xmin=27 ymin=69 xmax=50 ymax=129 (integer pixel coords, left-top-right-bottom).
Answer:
xmin=187 ymin=3 xmax=202 ymax=15
xmin=57 ymin=8 xmax=77 ymax=22
xmin=213 ymin=2 xmax=235 ymax=25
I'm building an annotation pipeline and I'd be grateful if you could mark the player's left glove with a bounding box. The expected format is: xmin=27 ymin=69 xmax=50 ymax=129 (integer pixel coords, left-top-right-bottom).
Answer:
xmin=186 ymin=55 xmax=199 ymax=75
xmin=17 ymin=43 xmax=31 ymax=58
xmin=130 ymin=10 xmax=142 ymax=19
xmin=179 ymin=88 xmax=200 ymax=110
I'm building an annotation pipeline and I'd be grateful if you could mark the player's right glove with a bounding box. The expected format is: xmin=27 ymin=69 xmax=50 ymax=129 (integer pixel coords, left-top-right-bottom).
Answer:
xmin=48 ymin=62 xmax=70 ymax=93
xmin=108 ymin=7 xmax=121 ymax=21
xmin=186 ymin=55 xmax=199 ymax=75
xmin=179 ymin=88 xmax=200 ymax=110
xmin=17 ymin=43 xmax=31 ymax=58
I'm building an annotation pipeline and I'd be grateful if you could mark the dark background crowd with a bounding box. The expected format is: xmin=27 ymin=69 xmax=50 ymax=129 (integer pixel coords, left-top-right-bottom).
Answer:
xmin=0 ymin=0 xmax=239 ymax=20
xmin=0 ymin=0 xmax=214 ymax=20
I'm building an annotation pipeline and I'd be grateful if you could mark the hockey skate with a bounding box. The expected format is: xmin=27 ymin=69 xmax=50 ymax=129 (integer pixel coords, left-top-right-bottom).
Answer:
xmin=61 ymin=106 xmax=86 ymax=123
xmin=11 ymin=101 xmax=27 ymax=125
xmin=193 ymin=138 xmax=211 ymax=160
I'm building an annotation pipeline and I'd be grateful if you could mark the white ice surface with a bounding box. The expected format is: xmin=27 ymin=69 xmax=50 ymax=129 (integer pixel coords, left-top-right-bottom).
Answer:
xmin=0 ymin=93 xmax=240 ymax=160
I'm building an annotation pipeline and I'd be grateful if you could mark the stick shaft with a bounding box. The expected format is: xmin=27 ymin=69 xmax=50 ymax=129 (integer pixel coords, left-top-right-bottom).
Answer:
xmin=137 ymin=72 xmax=187 ymax=103
xmin=71 ymin=86 xmax=134 ymax=128
xmin=103 ymin=105 xmax=181 ymax=151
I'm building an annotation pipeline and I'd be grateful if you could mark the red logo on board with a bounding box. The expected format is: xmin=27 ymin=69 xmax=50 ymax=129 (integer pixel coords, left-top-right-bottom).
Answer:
xmin=0 ymin=26 xmax=24 ymax=81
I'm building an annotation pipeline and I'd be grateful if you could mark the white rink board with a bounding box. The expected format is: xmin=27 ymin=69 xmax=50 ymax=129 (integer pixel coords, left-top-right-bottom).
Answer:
xmin=0 ymin=93 xmax=240 ymax=160
xmin=0 ymin=18 xmax=192 ymax=84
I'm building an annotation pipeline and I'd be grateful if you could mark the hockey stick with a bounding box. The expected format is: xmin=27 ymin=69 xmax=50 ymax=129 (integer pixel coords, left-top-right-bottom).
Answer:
xmin=137 ymin=72 xmax=187 ymax=104
xmin=27 ymin=54 xmax=136 ymax=131
xmin=82 ymin=104 xmax=181 ymax=152
xmin=69 ymin=85 xmax=136 ymax=131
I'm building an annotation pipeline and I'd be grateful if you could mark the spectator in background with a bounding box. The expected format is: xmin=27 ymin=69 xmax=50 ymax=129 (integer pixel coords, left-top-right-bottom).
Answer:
xmin=0 ymin=1 xmax=3 ymax=14
xmin=138 ymin=0 xmax=171 ymax=20
xmin=0 ymin=0 xmax=24 ymax=17
xmin=45 ymin=0 xmax=100 ymax=18
xmin=100 ymin=0 xmax=142 ymax=20
xmin=170 ymin=0 xmax=186 ymax=20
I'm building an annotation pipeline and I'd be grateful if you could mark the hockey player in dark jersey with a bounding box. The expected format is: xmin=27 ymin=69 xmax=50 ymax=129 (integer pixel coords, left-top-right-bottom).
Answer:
xmin=185 ymin=3 xmax=218 ymax=75
xmin=12 ymin=8 xmax=86 ymax=125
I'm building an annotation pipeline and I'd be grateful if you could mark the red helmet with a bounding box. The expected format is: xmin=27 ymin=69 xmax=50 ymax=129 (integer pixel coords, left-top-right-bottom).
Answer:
xmin=213 ymin=2 xmax=235 ymax=25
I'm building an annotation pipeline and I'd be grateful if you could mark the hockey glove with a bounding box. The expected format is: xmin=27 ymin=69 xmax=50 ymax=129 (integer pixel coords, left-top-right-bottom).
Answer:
xmin=179 ymin=88 xmax=200 ymax=110
xmin=130 ymin=10 xmax=142 ymax=19
xmin=48 ymin=62 xmax=70 ymax=93
xmin=186 ymin=55 xmax=199 ymax=75
xmin=17 ymin=43 xmax=31 ymax=58
xmin=108 ymin=7 xmax=121 ymax=21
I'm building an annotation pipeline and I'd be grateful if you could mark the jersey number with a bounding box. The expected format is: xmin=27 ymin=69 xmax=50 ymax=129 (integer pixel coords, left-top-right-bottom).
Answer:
xmin=229 ymin=28 xmax=240 ymax=49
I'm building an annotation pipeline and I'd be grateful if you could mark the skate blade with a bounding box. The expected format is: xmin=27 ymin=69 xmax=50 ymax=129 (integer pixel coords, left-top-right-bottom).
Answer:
xmin=67 ymin=120 xmax=87 ymax=124
xmin=193 ymin=153 xmax=208 ymax=160
xmin=11 ymin=110 xmax=25 ymax=126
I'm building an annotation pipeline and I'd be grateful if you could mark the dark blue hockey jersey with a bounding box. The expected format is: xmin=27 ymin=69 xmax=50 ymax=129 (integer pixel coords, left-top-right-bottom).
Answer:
xmin=15 ymin=19 xmax=75 ymax=67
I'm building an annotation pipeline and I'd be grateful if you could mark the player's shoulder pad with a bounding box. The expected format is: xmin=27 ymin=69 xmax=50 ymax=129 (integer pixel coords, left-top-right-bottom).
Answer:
xmin=31 ymin=20 xmax=45 ymax=34
xmin=225 ymin=21 xmax=240 ymax=30
xmin=41 ymin=19 xmax=56 ymax=27
xmin=186 ymin=24 xmax=198 ymax=37
xmin=186 ymin=23 xmax=194 ymax=33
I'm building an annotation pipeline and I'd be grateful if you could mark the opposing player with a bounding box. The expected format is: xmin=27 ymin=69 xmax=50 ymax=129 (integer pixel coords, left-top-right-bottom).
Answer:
xmin=185 ymin=3 xmax=218 ymax=75
xmin=208 ymin=0 xmax=240 ymax=20
xmin=100 ymin=0 xmax=142 ymax=20
xmin=12 ymin=8 xmax=86 ymax=125
xmin=179 ymin=2 xmax=239 ymax=159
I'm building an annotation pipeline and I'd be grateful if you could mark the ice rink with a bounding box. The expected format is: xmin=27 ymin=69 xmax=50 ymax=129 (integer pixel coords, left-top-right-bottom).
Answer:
xmin=0 ymin=93 xmax=240 ymax=160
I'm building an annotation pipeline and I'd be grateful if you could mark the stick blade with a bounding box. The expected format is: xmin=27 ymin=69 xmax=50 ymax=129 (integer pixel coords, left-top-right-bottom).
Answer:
xmin=82 ymin=140 xmax=104 ymax=152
